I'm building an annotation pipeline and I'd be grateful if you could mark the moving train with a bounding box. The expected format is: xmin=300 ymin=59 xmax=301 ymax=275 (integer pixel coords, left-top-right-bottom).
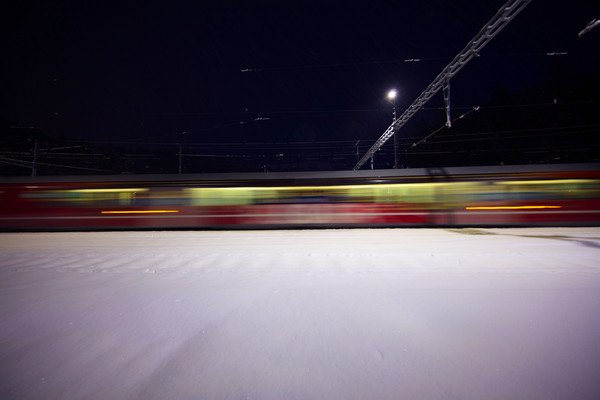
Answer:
xmin=1 ymin=163 xmax=599 ymax=230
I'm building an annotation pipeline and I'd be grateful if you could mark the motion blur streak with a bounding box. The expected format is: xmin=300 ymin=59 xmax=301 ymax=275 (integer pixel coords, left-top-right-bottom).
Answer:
xmin=1 ymin=163 xmax=599 ymax=230
xmin=466 ymin=206 xmax=562 ymax=210
xmin=101 ymin=210 xmax=180 ymax=214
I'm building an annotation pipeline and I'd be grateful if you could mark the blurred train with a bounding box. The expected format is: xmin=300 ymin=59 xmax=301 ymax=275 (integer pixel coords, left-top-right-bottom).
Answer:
xmin=1 ymin=163 xmax=599 ymax=230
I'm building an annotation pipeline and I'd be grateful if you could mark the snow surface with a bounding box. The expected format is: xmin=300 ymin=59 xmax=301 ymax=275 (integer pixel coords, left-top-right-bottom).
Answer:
xmin=1 ymin=228 xmax=600 ymax=400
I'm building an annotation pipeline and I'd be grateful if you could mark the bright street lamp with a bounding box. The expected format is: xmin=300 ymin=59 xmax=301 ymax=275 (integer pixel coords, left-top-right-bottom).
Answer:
xmin=388 ymin=89 xmax=399 ymax=168
xmin=387 ymin=89 xmax=397 ymax=101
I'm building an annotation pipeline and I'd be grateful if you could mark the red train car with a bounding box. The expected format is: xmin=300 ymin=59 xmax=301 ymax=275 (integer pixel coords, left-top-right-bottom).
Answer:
xmin=1 ymin=163 xmax=599 ymax=230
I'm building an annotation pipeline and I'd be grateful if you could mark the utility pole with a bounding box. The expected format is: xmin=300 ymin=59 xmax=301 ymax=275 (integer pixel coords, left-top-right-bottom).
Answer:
xmin=388 ymin=89 xmax=398 ymax=168
xmin=31 ymin=140 xmax=39 ymax=177
xmin=178 ymin=144 xmax=183 ymax=174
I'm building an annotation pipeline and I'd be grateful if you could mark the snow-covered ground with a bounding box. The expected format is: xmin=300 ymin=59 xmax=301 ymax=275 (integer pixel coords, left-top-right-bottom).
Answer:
xmin=1 ymin=228 xmax=600 ymax=400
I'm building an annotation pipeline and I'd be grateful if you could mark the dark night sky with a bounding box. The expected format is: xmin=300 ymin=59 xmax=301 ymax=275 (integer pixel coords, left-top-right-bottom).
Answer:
xmin=2 ymin=1 xmax=599 ymax=153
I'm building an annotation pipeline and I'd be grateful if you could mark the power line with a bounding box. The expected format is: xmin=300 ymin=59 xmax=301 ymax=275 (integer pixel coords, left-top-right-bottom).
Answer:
xmin=412 ymin=107 xmax=479 ymax=148
xmin=239 ymin=51 xmax=571 ymax=74
xmin=0 ymin=156 xmax=114 ymax=173
xmin=354 ymin=0 xmax=532 ymax=170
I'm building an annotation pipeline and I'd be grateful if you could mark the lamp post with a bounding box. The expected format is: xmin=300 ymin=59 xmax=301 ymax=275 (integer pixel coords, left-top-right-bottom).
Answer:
xmin=387 ymin=89 xmax=398 ymax=168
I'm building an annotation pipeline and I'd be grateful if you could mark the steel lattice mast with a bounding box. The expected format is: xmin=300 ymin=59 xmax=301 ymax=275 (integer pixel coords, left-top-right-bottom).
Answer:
xmin=353 ymin=0 xmax=532 ymax=170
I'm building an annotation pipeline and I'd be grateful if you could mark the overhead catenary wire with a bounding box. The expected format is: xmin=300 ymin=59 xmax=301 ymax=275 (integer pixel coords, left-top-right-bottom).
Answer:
xmin=412 ymin=106 xmax=480 ymax=148
xmin=0 ymin=156 xmax=114 ymax=173
xmin=239 ymin=51 xmax=570 ymax=74
xmin=353 ymin=0 xmax=532 ymax=170
xmin=66 ymin=119 xmax=599 ymax=150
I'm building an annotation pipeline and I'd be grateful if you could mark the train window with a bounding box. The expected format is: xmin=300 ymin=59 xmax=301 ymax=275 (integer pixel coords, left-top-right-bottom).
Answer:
xmin=132 ymin=189 xmax=187 ymax=206
xmin=185 ymin=188 xmax=254 ymax=206
xmin=20 ymin=188 xmax=148 ymax=207
xmin=500 ymin=179 xmax=600 ymax=200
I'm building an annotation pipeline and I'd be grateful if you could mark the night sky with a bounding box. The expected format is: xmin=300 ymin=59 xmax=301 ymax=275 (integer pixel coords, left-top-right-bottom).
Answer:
xmin=2 ymin=1 xmax=599 ymax=173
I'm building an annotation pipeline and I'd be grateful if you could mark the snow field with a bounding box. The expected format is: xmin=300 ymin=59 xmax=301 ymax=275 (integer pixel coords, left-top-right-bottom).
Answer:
xmin=1 ymin=228 xmax=600 ymax=399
